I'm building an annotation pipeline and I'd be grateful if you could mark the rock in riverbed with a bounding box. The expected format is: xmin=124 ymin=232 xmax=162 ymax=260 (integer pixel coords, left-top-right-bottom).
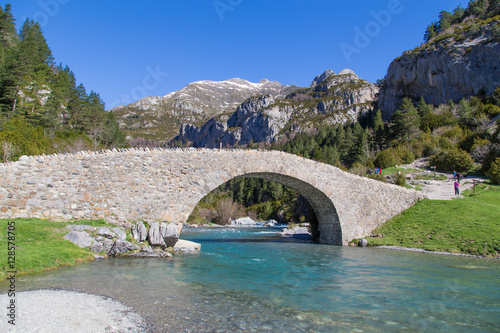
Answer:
xmin=64 ymin=222 xmax=199 ymax=257
xmin=64 ymin=231 xmax=93 ymax=248
xmin=174 ymin=239 xmax=201 ymax=253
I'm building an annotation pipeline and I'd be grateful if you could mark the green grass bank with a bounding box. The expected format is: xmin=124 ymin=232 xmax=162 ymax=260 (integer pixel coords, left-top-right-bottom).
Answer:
xmin=0 ymin=219 xmax=114 ymax=280
xmin=363 ymin=184 xmax=500 ymax=257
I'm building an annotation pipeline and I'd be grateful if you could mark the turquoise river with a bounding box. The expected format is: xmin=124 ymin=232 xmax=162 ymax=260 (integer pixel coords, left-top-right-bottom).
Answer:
xmin=2 ymin=227 xmax=500 ymax=332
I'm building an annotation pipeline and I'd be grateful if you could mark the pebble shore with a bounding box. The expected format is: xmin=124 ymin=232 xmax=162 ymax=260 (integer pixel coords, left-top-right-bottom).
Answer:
xmin=0 ymin=290 xmax=149 ymax=332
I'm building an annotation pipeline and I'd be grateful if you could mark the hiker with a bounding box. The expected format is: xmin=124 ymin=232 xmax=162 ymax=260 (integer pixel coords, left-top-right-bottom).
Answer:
xmin=453 ymin=170 xmax=456 ymax=180
xmin=454 ymin=181 xmax=460 ymax=195
xmin=457 ymin=172 xmax=461 ymax=182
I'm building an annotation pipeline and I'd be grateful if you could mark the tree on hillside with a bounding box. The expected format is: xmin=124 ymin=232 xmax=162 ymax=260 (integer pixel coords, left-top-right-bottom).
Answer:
xmin=468 ymin=0 xmax=490 ymax=18
xmin=18 ymin=19 xmax=53 ymax=69
xmin=391 ymin=98 xmax=421 ymax=142
xmin=424 ymin=21 xmax=439 ymax=42
xmin=372 ymin=110 xmax=386 ymax=151
xmin=0 ymin=4 xmax=17 ymax=52
xmin=417 ymin=97 xmax=433 ymax=118
xmin=451 ymin=5 xmax=466 ymax=24
xmin=488 ymin=0 xmax=500 ymax=17
xmin=438 ymin=10 xmax=452 ymax=32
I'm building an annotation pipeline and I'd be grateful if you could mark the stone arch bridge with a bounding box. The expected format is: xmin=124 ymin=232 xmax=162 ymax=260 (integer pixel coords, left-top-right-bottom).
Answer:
xmin=0 ymin=148 xmax=423 ymax=245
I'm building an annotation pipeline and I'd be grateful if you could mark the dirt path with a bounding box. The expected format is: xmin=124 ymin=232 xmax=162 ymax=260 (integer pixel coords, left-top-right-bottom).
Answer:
xmin=399 ymin=158 xmax=484 ymax=200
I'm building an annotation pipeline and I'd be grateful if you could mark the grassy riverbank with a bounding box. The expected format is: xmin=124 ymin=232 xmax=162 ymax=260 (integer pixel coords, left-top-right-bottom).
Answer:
xmin=364 ymin=184 xmax=500 ymax=257
xmin=0 ymin=219 xmax=112 ymax=280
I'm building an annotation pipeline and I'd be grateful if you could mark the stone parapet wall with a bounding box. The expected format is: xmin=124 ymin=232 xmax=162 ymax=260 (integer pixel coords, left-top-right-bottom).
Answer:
xmin=0 ymin=148 xmax=424 ymax=245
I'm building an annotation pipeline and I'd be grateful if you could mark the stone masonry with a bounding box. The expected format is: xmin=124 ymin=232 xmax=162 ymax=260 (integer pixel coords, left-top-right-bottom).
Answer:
xmin=0 ymin=148 xmax=423 ymax=245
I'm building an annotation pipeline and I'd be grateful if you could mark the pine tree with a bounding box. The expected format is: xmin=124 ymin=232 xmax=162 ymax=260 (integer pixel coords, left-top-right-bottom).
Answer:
xmin=66 ymin=83 xmax=88 ymax=131
xmin=438 ymin=10 xmax=452 ymax=32
xmin=417 ymin=97 xmax=433 ymax=118
xmin=424 ymin=21 xmax=438 ymax=42
xmin=488 ymin=0 xmax=500 ymax=17
xmin=372 ymin=110 xmax=385 ymax=152
xmin=0 ymin=49 xmax=20 ymax=116
xmin=17 ymin=19 xmax=53 ymax=76
xmin=467 ymin=0 xmax=487 ymax=18
xmin=391 ymin=98 xmax=421 ymax=142
xmin=451 ymin=5 xmax=466 ymax=24
xmin=0 ymin=4 xmax=18 ymax=52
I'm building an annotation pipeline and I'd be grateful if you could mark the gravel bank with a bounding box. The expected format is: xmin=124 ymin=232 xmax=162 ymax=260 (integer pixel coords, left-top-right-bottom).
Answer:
xmin=0 ymin=290 xmax=149 ymax=333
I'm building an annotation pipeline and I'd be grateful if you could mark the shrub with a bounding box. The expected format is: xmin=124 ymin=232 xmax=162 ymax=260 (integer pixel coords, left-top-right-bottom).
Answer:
xmin=375 ymin=148 xmax=401 ymax=169
xmin=398 ymin=149 xmax=416 ymax=164
xmin=349 ymin=161 xmax=368 ymax=176
xmin=443 ymin=125 xmax=465 ymax=141
xmin=0 ymin=117 xmax=50 ymax=160
xmin=438 ymin=137 xmax=455 ymax=150
xmin=481 ymin=146 xmax=500 ymax=173
xmin=429 ymin=148 xmax=475 ymax=172
xmin=482 ymin=104 xmax=500 ymax=116
xmin=395 ymin=172 xmax=407 ymax=186
xmin=421 ymin=112 xmax=457 ymax=131
xmin=487 ymin=158 xmax=500 ymax=184
xmin=369 ymin=174 xmax=387 ymax=182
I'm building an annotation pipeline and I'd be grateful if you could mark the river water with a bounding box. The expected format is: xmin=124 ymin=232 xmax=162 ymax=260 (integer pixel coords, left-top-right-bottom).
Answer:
xmin=2 ymin=227 xmax=499 ymax=332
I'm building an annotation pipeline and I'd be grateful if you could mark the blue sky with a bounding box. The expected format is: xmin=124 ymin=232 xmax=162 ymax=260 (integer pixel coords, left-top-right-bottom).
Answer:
xmin=9 ymin=0 xmax=465 ymax=109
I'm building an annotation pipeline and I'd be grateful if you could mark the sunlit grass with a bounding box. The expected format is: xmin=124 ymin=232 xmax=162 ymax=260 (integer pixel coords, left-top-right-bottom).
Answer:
xmin=381 ymin=167 xmax=422 ymax=175
xmin=365 ymin=184 xmax=500 ymax=257
xmin=0 ymin=218 xmax=111 ymax=280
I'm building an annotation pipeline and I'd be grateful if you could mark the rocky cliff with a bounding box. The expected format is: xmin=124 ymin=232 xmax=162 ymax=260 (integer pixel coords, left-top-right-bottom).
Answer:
xmin=379 ymin=19 xmax=500 ymax=120
xmin=111 ymin=78 xmax=298 ymax=140
xmin=175 ymin=69 xmax=379 ymax=148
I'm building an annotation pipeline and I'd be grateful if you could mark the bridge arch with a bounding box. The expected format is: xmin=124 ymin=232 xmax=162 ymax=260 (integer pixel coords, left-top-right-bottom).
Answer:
xmin=189 ymin=171 xmax=342 ymax=244
xmin=0 ymin=148 xmax=423 ymax=245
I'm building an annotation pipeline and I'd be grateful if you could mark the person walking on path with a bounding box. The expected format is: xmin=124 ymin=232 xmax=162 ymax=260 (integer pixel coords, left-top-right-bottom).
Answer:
xmin=454 ymin=181 xmax=460 ymax=195
xmin=453 ymin=170 xmax=456 ymax=180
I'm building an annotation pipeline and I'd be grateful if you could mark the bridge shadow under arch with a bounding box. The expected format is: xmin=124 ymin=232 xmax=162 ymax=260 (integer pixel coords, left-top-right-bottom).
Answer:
xmin=190 ymin=171 xmax=342 ymax=245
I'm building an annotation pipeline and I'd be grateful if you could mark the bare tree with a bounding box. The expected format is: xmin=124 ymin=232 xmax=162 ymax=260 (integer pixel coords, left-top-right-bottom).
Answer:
xmin=89 ymin=127 xmax=102 ymax=151
xmin=2 ymin=141 xmax=16 ymax=163
xmin=214 ymin=198 xmax=244 ymax=225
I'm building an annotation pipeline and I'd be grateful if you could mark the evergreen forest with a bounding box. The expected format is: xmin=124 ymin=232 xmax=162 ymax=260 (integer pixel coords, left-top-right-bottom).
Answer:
xmin=0 ymin=4 xmax=125 ymax=163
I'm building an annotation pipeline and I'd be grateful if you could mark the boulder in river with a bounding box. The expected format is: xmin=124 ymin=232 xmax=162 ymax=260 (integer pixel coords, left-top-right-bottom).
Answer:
xmin=107 ymin=240 xmax=140 ymax=256
xmin=358 ymin=239 xmax=368 ymax=247
xmin=174 ymin=239 xmax=201 ymax=253
xmin=148 ymin=222 xmax=167 ymax=249
xmin=97 ymin=227 xmax=116 ymax=239
xmin=64 ymin=231 xmax=93 ymax=248
xmin=131 ymin=221 xmax=148 ymax=242
xmin=160 ymin=222 xmax=179 ymax=247
xmin=112 ymin=227 xmax=127 ymax=241
xmin=231 ymin=217 xmax=257 ymax=226
xmin=90 ymin=241 xmax=104 ymax=253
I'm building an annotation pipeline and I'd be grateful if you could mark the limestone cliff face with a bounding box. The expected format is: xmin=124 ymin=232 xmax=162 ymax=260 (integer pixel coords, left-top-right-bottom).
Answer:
xmin=379 ymin=21 xmax=500 ymax=120
xmin=175 ymin=69 xmax=379 ymax=148
xmin=177 ymin=95 xmax=280 ymax=147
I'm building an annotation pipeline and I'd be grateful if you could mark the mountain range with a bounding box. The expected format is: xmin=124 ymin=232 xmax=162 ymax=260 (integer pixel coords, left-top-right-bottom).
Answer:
xmin=111 ymin=78 xmax=298 ymax=140
xmin=112 ymin=13 xmax=500 ymax=148
xmin=112 ymin=69 xmax=379 ymax=147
